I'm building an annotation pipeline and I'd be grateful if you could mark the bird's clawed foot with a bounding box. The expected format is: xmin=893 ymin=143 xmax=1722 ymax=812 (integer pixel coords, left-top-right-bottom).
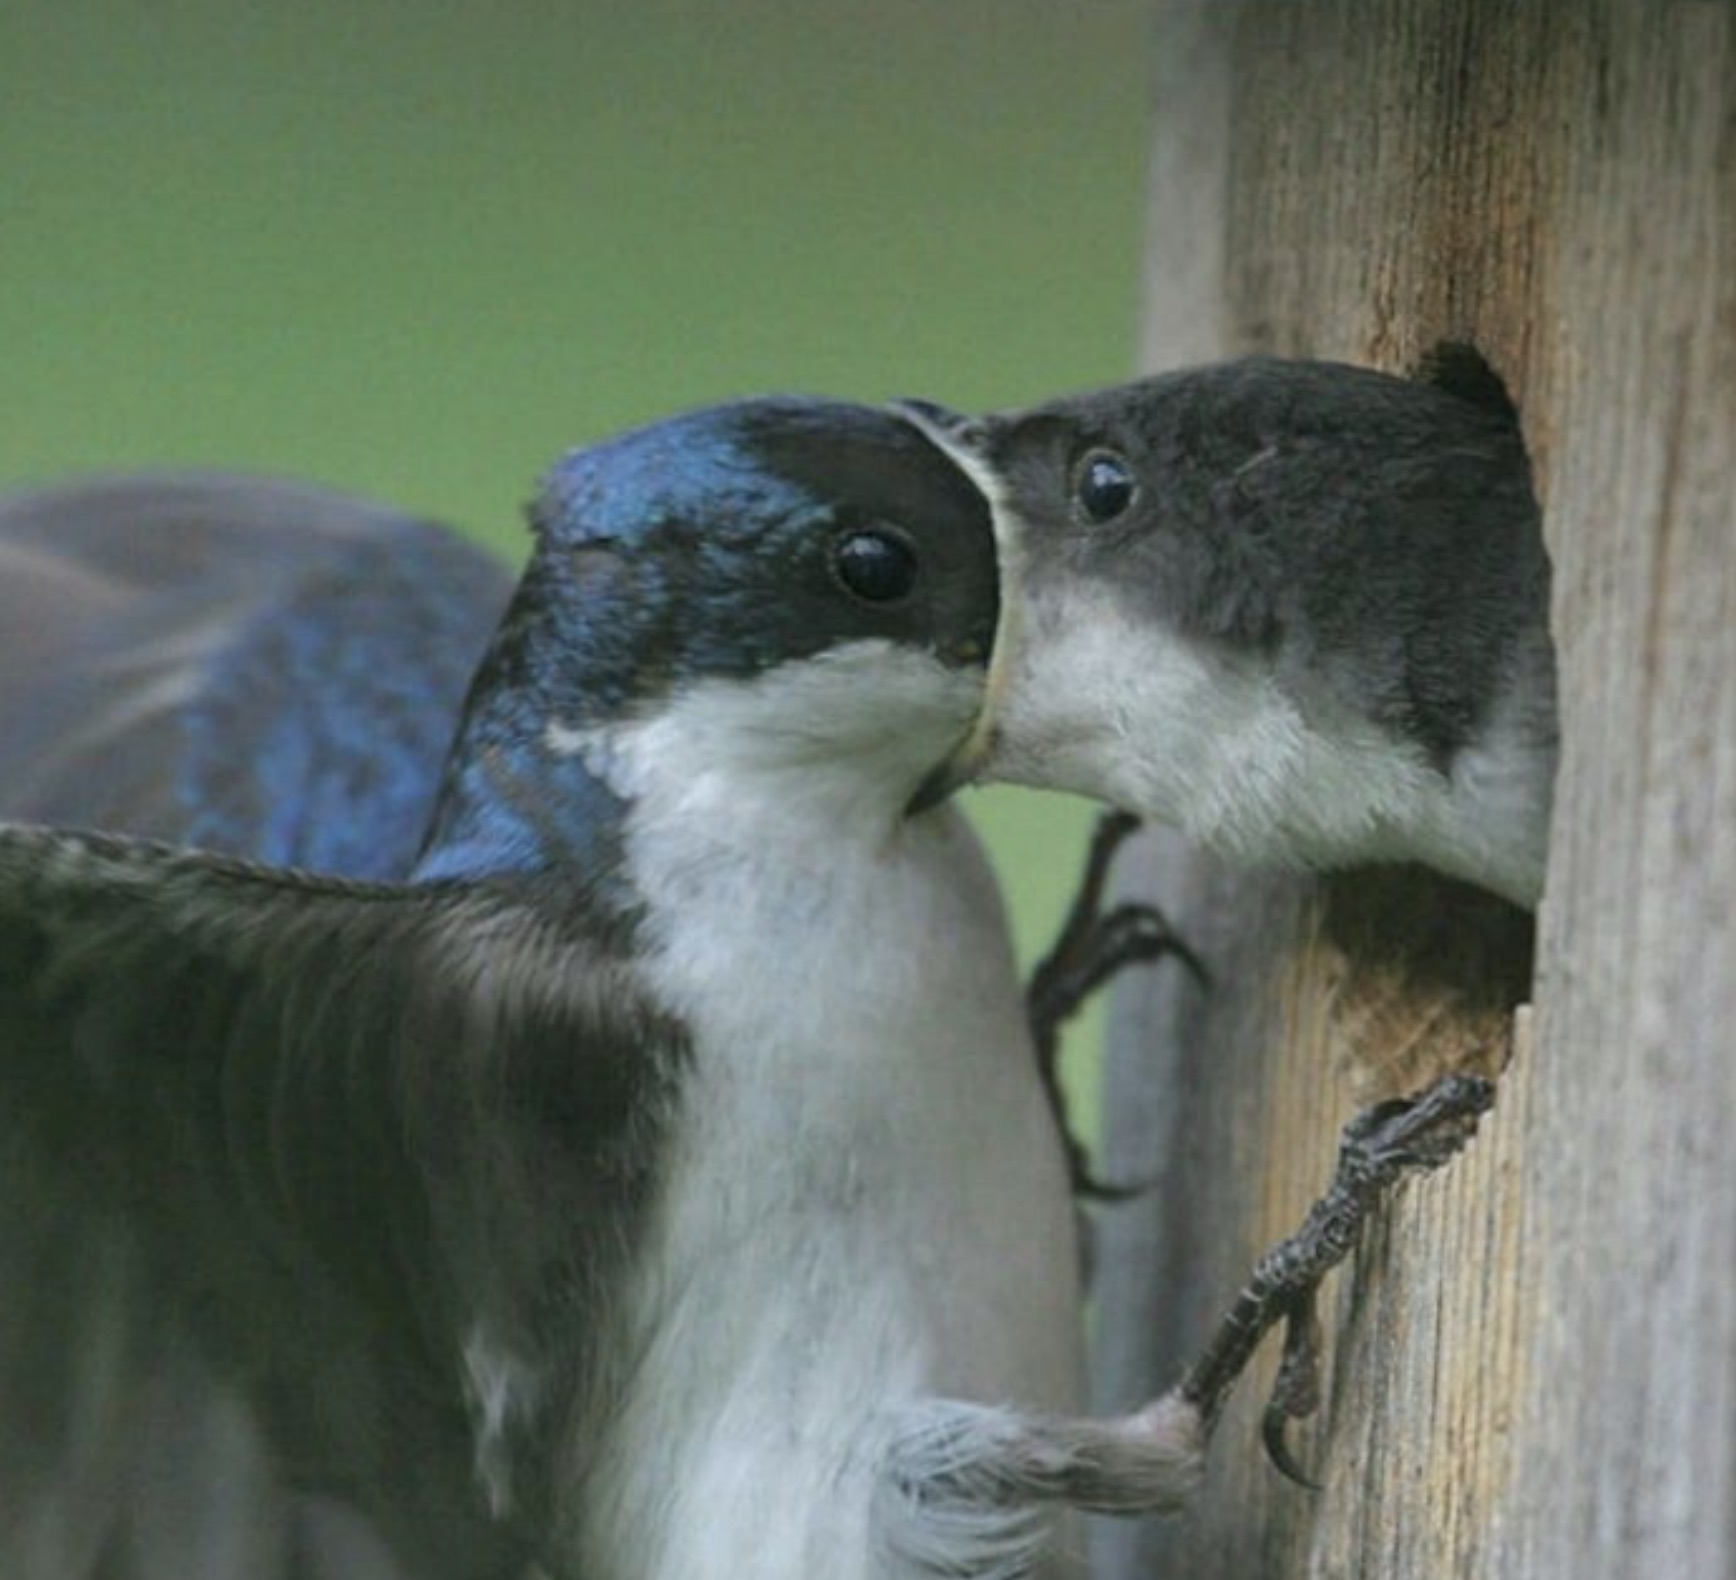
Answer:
xmin=1175 ymin=1071 xmax=1497 ymax=1484
xmin=1026 ymin=810 xmax=1207 ymax=1199
xmin=878 ymin=1079 xmax=1493 ymax=1552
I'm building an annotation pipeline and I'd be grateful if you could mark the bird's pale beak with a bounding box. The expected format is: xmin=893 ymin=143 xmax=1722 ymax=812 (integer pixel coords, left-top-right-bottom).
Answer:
xmin=904 ymin=736 xmax=980 ymax=815
xmin=890 ymin=398 xmax=1025 ymax=817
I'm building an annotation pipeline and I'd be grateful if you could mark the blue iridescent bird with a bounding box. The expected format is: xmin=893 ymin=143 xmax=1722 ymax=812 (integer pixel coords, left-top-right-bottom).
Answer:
xmin=0 ymin=407 xmax=1203 ymax=1580
xmin=0 ymin=473 xmax=511 ymax=868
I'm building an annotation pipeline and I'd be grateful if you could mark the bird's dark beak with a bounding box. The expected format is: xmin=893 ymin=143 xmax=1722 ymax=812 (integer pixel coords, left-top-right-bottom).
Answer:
xmin=890 ymin=398 xmax=1025 ymax=817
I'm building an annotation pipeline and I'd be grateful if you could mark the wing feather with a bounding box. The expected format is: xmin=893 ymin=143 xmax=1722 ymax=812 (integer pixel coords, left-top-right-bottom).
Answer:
xmin=0 ymin=825 xmax=681 ymax=1578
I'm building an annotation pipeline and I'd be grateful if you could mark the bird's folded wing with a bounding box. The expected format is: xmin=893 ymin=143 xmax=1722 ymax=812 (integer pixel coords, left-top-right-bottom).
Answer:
xmin=0 ymin=823 xmax=681 ymax=1579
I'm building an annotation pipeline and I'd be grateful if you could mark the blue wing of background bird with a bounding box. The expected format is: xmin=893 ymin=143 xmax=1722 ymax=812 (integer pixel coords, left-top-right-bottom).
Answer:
xmin=0 ymin=475 xmax=516 ymax=1579
xmin=0 ymin=472 xmax=512 ymax=870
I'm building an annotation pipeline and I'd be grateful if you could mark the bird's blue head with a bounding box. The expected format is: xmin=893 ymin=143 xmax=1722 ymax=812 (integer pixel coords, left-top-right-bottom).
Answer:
xmin=417 ymin=398 xmax=997 ymax=885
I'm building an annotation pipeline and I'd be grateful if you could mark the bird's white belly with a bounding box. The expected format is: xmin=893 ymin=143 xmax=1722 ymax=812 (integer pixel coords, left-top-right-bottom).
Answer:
xmin=577 ymin=809 xmax=1085 ymax=1580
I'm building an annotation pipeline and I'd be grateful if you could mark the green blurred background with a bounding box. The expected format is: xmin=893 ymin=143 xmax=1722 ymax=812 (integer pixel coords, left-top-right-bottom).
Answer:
xmin=1 ymin=0 xmax=1155 ymax=1125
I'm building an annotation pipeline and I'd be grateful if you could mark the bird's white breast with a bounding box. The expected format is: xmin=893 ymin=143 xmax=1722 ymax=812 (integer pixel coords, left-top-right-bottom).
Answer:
xmin=993 ymin=585 xmax=1438 ymax=864
xmin=564 ymin=663 xmax=1086 ymax=1580
xmin=992 ymin=581 xmax=1551 ymax=906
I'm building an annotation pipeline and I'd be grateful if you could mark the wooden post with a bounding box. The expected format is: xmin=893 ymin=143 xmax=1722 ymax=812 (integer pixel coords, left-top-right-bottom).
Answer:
xmin=1093 ymin=4 xmax=1736 ymax=1577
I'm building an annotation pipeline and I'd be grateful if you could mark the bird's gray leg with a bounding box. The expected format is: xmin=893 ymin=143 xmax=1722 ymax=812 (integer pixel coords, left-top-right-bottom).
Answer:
xmin=1025 ymin=810 xmax=1207 ymax=1199
xmin=1174 ymin=1071 xmax=1497 ymax=1482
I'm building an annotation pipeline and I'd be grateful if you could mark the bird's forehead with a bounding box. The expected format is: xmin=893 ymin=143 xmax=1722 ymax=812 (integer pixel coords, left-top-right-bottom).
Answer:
xmin=539 ymin=414 xmax=822 ymax=552
xmin=534 ymin=396 xmax=988 ymax=560
xmin=998 ymin=359 xmax=1464 ymax=465
xmin=992 ymin=375 xmax=1203 ymax=463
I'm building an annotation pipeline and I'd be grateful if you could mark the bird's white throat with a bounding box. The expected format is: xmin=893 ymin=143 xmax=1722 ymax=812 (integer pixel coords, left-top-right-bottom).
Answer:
xmin=984 ymin=576 xmax=1550 ymax=907
xmin=547 ymin=641 xmax=985 ymax=841
xmin=550 ymin=646 xmax=1088 ymax=1580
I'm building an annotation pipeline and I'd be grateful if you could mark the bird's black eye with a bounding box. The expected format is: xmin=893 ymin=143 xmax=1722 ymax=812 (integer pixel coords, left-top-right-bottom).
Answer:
xmin=834 ymin=529 xmax=918 ymax=603
xmin=1073 ymin=448 xmax=1137 ymax=523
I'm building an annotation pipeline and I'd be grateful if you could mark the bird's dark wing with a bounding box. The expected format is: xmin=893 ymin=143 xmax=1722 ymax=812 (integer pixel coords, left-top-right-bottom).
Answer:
xmin=0 ymin=474 xmax=512 ymax=874
xmin=0 ymin=824 xmax=682 ymax=1580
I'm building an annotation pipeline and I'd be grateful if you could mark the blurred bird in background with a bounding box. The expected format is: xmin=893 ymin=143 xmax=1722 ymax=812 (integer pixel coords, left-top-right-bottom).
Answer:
xmin=0 ymin=475 xmax=512 ymax=867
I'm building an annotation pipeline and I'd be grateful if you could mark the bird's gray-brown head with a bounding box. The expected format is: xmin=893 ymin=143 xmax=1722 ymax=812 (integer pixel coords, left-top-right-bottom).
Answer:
xmin=897 ymin=358 xmax=1555 ymax=904
xmin=419 ymin=398 xmax=999 ymax=883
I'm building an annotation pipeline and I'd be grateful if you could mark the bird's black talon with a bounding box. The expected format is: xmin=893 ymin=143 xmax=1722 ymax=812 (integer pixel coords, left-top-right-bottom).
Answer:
xmin=1092 ymin=902 xmax=1211 ymax=989
xmin=1272 ymin=1289 xmax=1323 ymax=1422
xmin=1261 ymin=1396 xmax=1322 ymax=1491
xmin=1174 ymin=1072 xmax=1498 ymax=1477
xmin=1028 ymin=810 xmax=1149 ymax=1016
xmin=1261 ymin=1293 xmax=1324 ymax=1488
xmin=1025 ymin=810 xmax=1205 ymax=1201
xmin=1072 ymin=1161 xmax=1150 ymax=1203
xmin=1033 ymin=902 xmax=1210 ymax=1033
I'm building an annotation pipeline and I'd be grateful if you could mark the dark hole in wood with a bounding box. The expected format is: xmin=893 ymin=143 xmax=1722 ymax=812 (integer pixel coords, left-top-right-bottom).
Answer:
xmin=1320 ymin=864 xmax=1535 ymax=1017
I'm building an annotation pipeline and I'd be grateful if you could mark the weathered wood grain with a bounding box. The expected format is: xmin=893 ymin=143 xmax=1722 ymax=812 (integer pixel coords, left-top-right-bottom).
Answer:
xmin=1094 ymin=3 xmax=1736 ymax=1575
